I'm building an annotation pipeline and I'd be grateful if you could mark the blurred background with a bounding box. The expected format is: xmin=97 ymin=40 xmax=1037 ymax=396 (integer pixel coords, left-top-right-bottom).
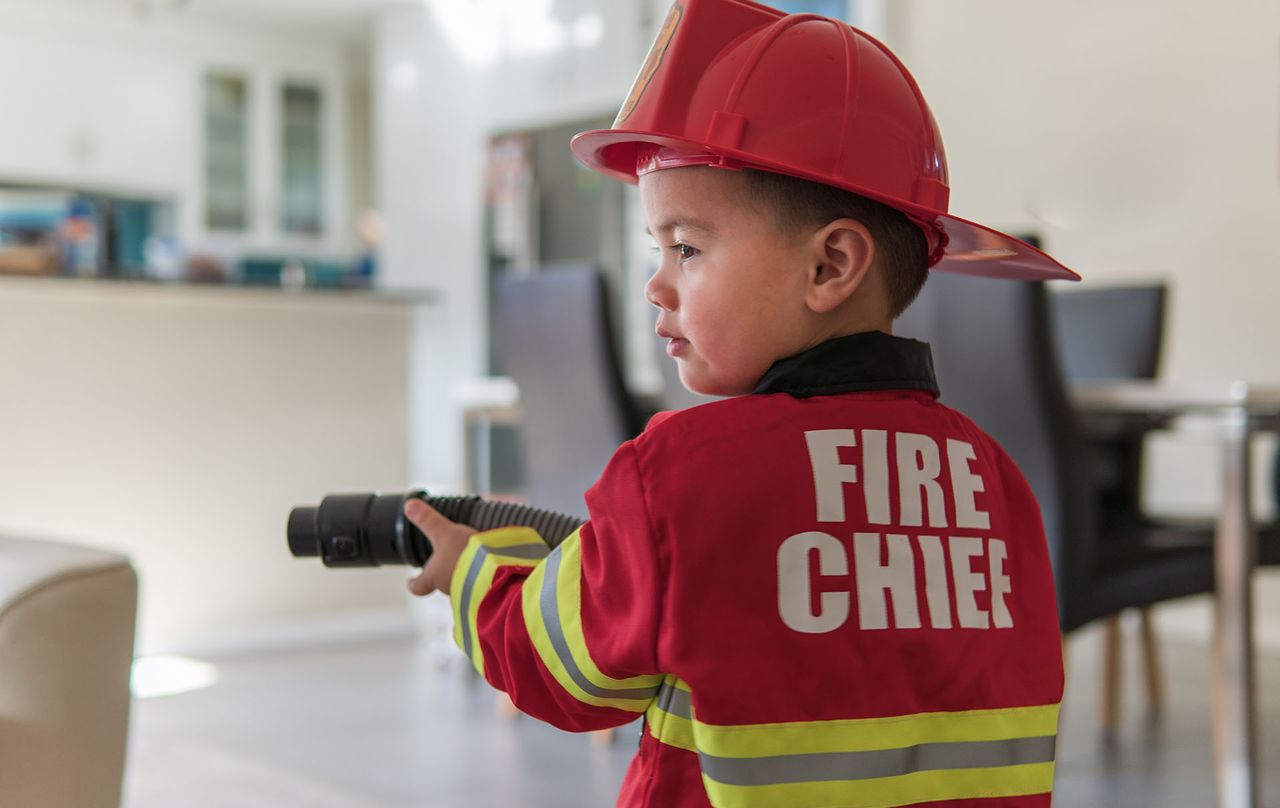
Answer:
xmin=0 ymin=0 xmax=1277 ymax=806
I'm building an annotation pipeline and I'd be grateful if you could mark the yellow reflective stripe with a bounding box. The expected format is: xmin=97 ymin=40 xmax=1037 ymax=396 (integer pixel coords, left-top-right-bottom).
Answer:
xmin=646 ymin=677 xmax=696 ymax=751
xmin=692 ymin=703 xmax=1060 ymax=758
xmin=644 ymin=685 xmax=1059 ymax=808
xmin=450 ymin=527 xmax=548 ymax=676
xmin=701 ymin=762 xmax=1055 ymax=808
xmin=521 ymin=530 xmax=662 ymax=711
xmin=470 ymin=526 xmax=551 ymax=563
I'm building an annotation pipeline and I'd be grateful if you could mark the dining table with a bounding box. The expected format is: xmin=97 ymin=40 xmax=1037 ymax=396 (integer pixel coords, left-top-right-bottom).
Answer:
xmin=1071 ymin=380 xmax=1280 ymax=808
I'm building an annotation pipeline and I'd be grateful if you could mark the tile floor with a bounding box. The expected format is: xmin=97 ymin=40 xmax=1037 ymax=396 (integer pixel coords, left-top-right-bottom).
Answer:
xmin=124 ymin=607 xmax=1278 ymax=807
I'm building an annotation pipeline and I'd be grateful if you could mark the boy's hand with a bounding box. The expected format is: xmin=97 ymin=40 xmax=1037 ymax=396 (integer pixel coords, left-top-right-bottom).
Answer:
xmin=403 ymin=499 xmax=476 ymax=597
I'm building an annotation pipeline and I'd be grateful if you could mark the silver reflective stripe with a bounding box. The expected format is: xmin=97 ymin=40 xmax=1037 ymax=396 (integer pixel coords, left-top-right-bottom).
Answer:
xmin=492 ymin=542 xmax=550 ymax=560
xmin=455 ymin=547 xmax=490 ymax=663
xmin=456 ymin=541 xmax=548 ymax=663
xmin=656 ymin=681 xmax=692 ymax=719
xmin=698 ymin=735 xmax=1057 ymax=786
xmin=538 ymin=548 xmax=660 ymax=701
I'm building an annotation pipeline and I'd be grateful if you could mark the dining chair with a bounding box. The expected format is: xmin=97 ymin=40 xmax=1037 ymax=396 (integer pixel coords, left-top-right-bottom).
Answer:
xmin=896 ymin=274 xmax=1217 ymax=729
xmin=1050 ymin=285 xmax=1167 ymax=526
xmin=490 ymin=263 xmax=656 ymax=743
xmin=491 ymin=263 xmax=651 ymax=518
xmin=1050 ymin=284 xmax=1169 ymax=725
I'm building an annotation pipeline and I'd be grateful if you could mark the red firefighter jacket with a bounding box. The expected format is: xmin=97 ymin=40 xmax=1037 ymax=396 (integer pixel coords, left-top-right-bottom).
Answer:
xmin=448 ymin=331 xmax=1064 ymax=808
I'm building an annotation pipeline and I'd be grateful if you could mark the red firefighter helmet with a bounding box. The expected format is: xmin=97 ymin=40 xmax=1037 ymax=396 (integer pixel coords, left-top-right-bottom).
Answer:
xmin=571 ymin=0 xmax=1079 ymax=282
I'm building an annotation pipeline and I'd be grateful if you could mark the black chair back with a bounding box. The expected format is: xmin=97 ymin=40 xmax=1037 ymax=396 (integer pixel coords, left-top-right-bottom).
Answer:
xmin=492 ymin=265 xmax=644 ymax=517
xmin=1050 ymin=285 xmax=1166 ymax=383
xmin=897 ymin=273 xmax=1096 ymax=627
xmin=1050 ymin=284 xmax=1167 ymax=527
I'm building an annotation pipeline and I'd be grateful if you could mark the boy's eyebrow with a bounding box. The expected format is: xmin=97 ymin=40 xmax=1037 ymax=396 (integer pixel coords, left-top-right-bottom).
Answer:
xmin=643 ymin=217 xmax=716 ymax=237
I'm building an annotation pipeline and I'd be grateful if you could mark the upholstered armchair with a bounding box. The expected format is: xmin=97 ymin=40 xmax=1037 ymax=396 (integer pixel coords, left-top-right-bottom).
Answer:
xmin=0 ymin=535 xmax=137 ymax=808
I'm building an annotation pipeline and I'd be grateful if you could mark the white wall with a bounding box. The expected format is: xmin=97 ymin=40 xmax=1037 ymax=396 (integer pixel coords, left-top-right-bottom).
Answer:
xmin=0 ymin=278 xmax=425 ymax=653
xmin=346 ymin=70 xmax=376 ymax=222
xmin=0 ymin=1 xmax=359 ymax=256
xmin=887 ymin=0 xmax=1280 ymax=637
xmin=885 ymin=0 xmax=1280 ymax=509
xmin=373 ymin=0 xmax=663 ymax=488
xmin=889 ymin=0 xmax=1279 ymax=387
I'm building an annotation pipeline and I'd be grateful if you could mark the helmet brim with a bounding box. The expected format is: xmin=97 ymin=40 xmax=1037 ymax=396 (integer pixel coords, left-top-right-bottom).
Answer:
xmin=572 ymin=128 xmax=1080 ymax=283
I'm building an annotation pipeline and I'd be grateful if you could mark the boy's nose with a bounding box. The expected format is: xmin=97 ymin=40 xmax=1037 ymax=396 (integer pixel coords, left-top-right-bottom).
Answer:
xmin=645 ymin=272 xmax=676 ymax=311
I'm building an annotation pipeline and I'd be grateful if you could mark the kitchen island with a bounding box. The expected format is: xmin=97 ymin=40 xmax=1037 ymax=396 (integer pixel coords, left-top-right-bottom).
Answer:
xmin=0 ymin=275 xmax=436 ymax=653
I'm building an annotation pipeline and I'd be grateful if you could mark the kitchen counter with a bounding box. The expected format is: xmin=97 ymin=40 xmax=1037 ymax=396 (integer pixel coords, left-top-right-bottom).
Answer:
xmin=0 ymin=272 xmax=438 ymax=310
xmin=0 ymin=274 xmax=433 ymax=652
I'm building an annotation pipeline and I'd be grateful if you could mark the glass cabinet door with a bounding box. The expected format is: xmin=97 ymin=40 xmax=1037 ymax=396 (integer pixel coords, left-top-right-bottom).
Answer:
xmin=203 ymin=73 xmax=250 ymax=232
xmin=280 ymin=81 xmax=323 ymax=237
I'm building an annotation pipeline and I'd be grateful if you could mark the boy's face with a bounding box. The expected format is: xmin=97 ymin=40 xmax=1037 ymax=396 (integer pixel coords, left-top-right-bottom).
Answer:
xmin=640 ymin=166 xmax=819 ymax=396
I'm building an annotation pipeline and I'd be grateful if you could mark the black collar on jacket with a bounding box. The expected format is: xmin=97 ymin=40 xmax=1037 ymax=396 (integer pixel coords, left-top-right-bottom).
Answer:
xmin=752 ymin=331 xmax=939 ymax=398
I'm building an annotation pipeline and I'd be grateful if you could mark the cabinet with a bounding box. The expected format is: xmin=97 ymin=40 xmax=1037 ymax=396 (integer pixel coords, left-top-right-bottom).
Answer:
xmin=203 ymin=73 xmax=250 ymax=231
xmin=201 ymin=69 xmax=338 ymax=247
xmin=280 ymin=81 xmax=324 ymax=237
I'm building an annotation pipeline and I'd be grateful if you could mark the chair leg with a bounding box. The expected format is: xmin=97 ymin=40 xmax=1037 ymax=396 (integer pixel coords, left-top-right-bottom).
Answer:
xmin=1138 ymin=607 xmax=1164 ymax=716
xmin=1099 ymin=615 xmax=1122 ymax=731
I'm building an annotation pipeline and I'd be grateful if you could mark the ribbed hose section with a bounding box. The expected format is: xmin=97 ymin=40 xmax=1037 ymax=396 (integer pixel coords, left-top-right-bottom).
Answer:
xmin=425 ymin=496 xmax=585 ymax=549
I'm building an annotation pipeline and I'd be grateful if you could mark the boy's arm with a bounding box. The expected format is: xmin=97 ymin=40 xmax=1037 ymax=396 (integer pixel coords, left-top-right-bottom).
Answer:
xmin=405 ymin=441 xmax=664 ymax=732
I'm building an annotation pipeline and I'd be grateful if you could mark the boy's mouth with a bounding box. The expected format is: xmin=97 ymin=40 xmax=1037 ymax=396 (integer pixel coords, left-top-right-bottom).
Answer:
xmin=656 ymin=322 xmax=688 ymax=357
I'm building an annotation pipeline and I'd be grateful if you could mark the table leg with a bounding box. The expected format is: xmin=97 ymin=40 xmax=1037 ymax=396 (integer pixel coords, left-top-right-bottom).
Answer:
xmin=477 ymin=414 xmax=493 ymax=496
xmin=461 ymin=413 xmax=477 ymax=495
xmin=1211 ymin=408 xmax=1259 ymax=808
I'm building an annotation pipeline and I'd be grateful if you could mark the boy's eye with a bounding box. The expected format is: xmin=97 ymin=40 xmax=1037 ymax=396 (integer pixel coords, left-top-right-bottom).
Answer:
xmin=674 ymin=243 xmax=699 ymax=261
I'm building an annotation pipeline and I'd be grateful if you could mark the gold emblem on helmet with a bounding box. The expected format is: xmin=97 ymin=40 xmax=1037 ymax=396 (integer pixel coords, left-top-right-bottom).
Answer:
xmin=615 ymin=2 xmax=684 ymax=126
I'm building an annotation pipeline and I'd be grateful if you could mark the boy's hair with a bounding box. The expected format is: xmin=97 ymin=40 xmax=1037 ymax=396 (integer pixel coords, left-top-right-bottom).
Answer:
xmin=741 ymin=169 xmax=930 ymax=316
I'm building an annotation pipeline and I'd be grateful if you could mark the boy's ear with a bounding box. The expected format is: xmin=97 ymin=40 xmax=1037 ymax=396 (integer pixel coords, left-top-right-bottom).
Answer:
xmin=804 ymin=219 xmax=875 ymax=314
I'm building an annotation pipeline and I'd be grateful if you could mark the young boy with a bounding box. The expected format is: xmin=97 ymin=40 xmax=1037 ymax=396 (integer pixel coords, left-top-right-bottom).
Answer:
xmin=406 ymin=1 xmax=1077 ymax=805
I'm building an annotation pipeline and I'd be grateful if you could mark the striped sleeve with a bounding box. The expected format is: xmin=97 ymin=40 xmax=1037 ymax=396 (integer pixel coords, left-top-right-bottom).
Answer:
xmin=447 ymin=441 xmax=665 ymax=732
xmin=450 ymin=527 xmax=551 ymax=675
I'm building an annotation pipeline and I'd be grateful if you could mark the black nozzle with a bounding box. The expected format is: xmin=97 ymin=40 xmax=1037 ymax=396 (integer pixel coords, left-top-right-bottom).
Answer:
xmin=287 ymin=506 xmax=320 ymax=557
xmin=287 ymin=490 xmax=432 ymax=568
xmin=288 ymin=491 xmax=585 ymax=568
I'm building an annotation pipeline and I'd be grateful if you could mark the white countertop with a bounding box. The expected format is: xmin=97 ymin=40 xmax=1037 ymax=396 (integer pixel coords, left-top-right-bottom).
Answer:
xmin=0 ymin=273 xmax=438 ymax=311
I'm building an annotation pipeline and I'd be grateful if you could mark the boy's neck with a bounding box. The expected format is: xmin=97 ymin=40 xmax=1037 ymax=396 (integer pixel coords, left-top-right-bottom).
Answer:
xmin=805 ymin=313 xmax=896 ymax=353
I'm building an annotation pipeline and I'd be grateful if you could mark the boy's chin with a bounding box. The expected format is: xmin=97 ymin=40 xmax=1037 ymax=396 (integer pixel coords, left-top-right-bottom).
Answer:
xmin=679 ymin=367 xmax=749 ymax=398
